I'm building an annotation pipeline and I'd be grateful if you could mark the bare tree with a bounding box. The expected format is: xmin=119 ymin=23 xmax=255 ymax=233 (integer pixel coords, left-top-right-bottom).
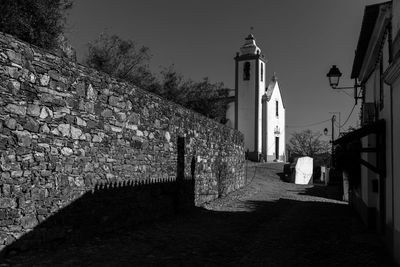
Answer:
xmin=288 ymin=130 xmax=330 ymax=157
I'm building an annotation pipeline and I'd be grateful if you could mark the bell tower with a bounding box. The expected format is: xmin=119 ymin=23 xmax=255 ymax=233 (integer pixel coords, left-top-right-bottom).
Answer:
xmin=234 ymin=34 xmax=267 ymax=161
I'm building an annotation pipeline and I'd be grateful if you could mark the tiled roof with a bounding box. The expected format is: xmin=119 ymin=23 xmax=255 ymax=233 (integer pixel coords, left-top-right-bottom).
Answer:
xmin=351 ymin=1 xmax=391 ymax=79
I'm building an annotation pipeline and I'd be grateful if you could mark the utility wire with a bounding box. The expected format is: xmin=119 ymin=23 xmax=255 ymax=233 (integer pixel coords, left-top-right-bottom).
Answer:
xmin=340 ymin=104 xmax=357 ymax=128
xmin=339 ymin=89 xmax=353 ymax=98
xmin=287 ymin=90 xmax=362 ymax=130
xmin=286 ymin=118 xmax=331 ymax=128
xmin=339 ymin=89 xmax=362 ymax=128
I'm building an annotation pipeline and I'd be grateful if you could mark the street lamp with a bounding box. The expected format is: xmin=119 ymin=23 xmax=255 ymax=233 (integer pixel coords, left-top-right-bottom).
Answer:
xmin=326 ymin=65 xmax=342 ymax=88
xmin=326 ymin=65 xmax=362 ymax=104
xmin=323 ymin=115 xmax=336 ymax=167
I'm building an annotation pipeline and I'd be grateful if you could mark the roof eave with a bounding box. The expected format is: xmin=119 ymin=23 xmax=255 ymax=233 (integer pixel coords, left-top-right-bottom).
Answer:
xmin=351 ymin=2 xmax=392 ymax=80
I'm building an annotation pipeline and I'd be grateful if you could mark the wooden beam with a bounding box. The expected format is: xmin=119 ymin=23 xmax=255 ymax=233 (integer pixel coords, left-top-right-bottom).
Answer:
xmin=360 ymin=147 xmax=377 ymax=152
xmin=360 ymin=158 xmax=383 ymax=175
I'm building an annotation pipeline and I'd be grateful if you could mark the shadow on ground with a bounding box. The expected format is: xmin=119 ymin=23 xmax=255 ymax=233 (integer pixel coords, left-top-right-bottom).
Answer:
xmin=1 ymin=178 xmax=194 ymax=259
xmin=3 ymin=194 xmax=393 ymax=266
xmin=299 ymin=184 xmax=344 ymax=201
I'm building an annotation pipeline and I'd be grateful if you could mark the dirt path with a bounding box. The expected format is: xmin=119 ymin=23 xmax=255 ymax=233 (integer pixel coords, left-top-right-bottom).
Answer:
xmin=2 ymin=163 xmax=393 ymax=266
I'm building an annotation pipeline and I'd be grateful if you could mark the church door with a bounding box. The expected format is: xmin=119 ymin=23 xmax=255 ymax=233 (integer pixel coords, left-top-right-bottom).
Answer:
xmin=275 ymin=137 xmax=279 ymax=160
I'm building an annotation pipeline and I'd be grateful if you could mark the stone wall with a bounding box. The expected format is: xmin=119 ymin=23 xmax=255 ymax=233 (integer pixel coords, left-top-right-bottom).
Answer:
xmin=0 ymin=32 xmax=245 ymax=251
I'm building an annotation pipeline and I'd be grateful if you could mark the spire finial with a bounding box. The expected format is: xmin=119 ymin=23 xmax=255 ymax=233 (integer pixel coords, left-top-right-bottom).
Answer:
xmin=245 ymin=27 xmax=255 ymax=40
xmin=272 ymin=72 xmax=278 ymax=81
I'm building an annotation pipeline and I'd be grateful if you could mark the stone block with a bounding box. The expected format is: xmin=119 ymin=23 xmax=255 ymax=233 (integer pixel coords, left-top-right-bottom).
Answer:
xmin=58 ymin=124 xmax=70 ymax=137
xmin=40 ymin=74 xmax=50 ymax=86
xmin=6 ymin=66 xmax=20 ymax=78
xmin=110 ymin=126 xmax=122 ymax=133
xmin=85 ymin=102 xmax=94 ymax=113
xmin=165 ymin=131 xmax=171 ymax=142
xmin=15 ymin=130 xmax=32 ymax=147
xmin=39 ymin=106 xmax=53 ymax=119
xmin=87 ymin=84 xmax=97 ymax=100
xmin=11 ymin=170 xmax=23 ymax=178
xmin=5 ymin=117 xmax=17 ymax=130
xmin=40 ymin=123 xmax=50 ymax=133
xmin=6 ymin=49 xmax=22 ymax=64
xmin=21 ymin=214 xmax=38 ymax=229
xmin=128 ymin=113 xmax=140 ymax=124
xmin=101 ymin=109 xmax=113 ymax=118
xmin=5 ymin=104 xmax=26 ymax=116
xmin=61 ymin=147 xmax=73 ymax=156
xmin=27 ymin=104 xmax=41 ymax=117
xmin=76 ymin=117 xmax=87 ymax=127
xmin=70 ymin=126 xmax=82 ymax=139
xmin=76 ymin=81 xmax=86 ymax=97
xmin=48 ymin=69 xmax=68 ymax=84
xmin=7 ymin=80 xmax=20 ymax=94
xmin=108 ymin=96 xmax=120 ymax=107
xmin=0 ymin=198 xmax=16 ymax=208
xmin=2 ymin=184 xmax=11 ymax=196
xmin=23 ymin=117 xmax=40 ymax=132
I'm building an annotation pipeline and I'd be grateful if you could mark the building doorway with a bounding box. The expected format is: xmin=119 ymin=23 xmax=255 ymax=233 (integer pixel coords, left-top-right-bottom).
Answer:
xmin=275 ymin=137 xmax=279 ymax=160
xmin=177 ymin=136 xmax=185 ymax=180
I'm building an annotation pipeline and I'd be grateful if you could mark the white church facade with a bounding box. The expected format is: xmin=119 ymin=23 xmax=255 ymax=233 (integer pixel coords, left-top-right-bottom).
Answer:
xmin=225 ymin=34 xmax=286 ymax=162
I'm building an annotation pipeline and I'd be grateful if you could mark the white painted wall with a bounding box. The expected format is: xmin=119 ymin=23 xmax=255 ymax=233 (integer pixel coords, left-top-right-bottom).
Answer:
xmin=257 ymin=61 xmax=266 ymax=152
xmin=225 ymin=101 xmax=235 ymax=129
xmin=266 ymin=82 xmax=285 ymax=161
xmin=237 ymin=59 xmax=257 ymax=152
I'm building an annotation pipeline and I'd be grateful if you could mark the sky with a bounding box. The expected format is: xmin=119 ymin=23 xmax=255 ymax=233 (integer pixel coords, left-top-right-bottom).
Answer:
xmin=64 ymin=0 xmax=388 ymax=143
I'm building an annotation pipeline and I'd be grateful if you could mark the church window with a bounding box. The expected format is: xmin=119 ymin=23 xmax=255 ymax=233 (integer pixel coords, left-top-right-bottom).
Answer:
xmin=276 ymin=101 xmax=279 ymax=116
xmin=261 ymin=64 xmax=263 ymax=81
xmin=243 ymin=62 xmax=250 ymax=80
xmin=379 ymin=57 xmax=384 ymax=110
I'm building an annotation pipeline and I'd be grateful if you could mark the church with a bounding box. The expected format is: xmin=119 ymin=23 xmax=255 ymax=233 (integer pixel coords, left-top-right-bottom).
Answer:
xmin=225 ymin=34 xmax=286 ymax=162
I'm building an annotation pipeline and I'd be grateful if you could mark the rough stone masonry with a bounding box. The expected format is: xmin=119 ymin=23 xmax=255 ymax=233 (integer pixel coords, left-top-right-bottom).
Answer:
xmin=0 ymin=32 xmax=245 ymax=251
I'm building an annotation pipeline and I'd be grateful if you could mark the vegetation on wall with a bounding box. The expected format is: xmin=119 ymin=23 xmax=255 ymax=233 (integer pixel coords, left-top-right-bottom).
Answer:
xmin=85 ymin=33 xmax=229 ymax=121
xmin=0 ymin=0 xmax=229 ymax=121
xmin=0 ymin=0 xmax=73 ymax=49
xmin=85 ymin=33 xmax=158 ymax=92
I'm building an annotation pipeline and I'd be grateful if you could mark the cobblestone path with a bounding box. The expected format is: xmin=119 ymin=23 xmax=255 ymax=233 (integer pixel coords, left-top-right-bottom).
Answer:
xmin=2 ymin=163 xmax=394 ymax=266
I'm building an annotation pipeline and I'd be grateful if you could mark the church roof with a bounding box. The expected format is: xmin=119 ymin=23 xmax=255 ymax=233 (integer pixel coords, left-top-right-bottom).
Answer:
xmin=265 ymin=73 xmax=286 ymax=108
xmin=265 ymin=73 xmax=278 ymax=101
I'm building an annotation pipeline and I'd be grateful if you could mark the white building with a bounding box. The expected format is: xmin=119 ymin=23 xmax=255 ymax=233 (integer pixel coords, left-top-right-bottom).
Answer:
xmin=333 ymin=1 xmax=400 ymax=264
xmin=226 ymin=34 xmax=286 ymax=162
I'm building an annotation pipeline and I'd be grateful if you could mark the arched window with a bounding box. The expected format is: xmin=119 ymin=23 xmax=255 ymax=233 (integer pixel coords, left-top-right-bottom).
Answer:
xmin=261 ymin=63 xmax=263 ymax=81
xmin=243 ymin=62 xmax=250 ymax=80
